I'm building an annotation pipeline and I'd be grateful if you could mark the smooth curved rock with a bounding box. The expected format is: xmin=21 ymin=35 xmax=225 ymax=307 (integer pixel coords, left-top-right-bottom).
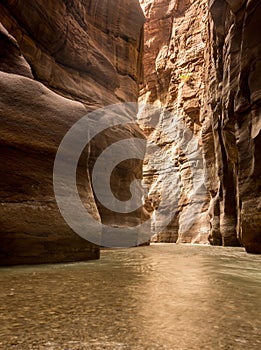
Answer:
xmin=207 ymin=0 xmax=261 ymax=253
xmin=0 ymin=0 xmax=145 ymax=264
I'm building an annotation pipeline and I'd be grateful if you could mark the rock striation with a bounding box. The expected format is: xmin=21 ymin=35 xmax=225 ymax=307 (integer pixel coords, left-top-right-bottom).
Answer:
xmin=0 ymin=0 xmax=145 ymax=264
xmin=139 ymin=0 xmax=261 ymax=253
xmin=206 ymin=0 xmax=261 ymax=253
xmin=139 ymin=0 xmax=210 ymax=244
xmin=1 ymin=0 xmax=260 ymax=259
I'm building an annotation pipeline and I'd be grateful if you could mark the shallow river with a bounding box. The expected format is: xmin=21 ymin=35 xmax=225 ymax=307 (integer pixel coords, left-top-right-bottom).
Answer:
xmin=0 ymin=244 xmax=260 ymax=350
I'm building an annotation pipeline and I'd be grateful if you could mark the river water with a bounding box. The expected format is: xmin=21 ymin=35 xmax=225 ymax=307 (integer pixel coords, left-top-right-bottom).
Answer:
xmin=0 ymin=244 xmax=260 ymax=350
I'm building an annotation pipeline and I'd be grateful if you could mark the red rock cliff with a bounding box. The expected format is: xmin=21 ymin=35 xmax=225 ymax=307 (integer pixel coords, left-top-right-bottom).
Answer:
xmin=139 ymin=0 xmax=261 ymax=253
xmin=0 ymin=0 xmax=145 ymax=264
xmin=206 ymin=0 xmax=261 ymax=253
xmin=139 ymin=0 xmax=210 ymax=244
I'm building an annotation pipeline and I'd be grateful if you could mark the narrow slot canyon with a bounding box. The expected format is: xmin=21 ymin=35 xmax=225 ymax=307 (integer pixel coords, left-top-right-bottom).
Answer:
xmin=0 ymin=1 xmax=260 ymax=348
xmin=0 ymin=0 xmax=260 ymax=263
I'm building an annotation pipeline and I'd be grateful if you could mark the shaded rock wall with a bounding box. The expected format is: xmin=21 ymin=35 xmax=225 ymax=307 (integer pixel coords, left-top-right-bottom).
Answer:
xmin=206 ymin=0 xmax=261 ymax=253
xmin=139 ymin=0 xmax=261 ymax=253
xmin=0 ymin=0 xmax=145 ymax=264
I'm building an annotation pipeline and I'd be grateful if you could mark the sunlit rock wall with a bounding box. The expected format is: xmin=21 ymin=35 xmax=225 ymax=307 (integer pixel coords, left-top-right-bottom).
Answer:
xmin=139 ymin=0 xmax=210 ymax=244
xmin=139 ymin=0 xmax=261 ymax=253
xmin=0 ymin=0 xmax=145 ymax=264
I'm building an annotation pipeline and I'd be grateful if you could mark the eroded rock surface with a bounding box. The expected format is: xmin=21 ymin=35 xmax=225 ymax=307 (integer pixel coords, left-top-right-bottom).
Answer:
xmin=139 ymin=0 xmax=261 ymax=253
xmin=0 ymin=0 xmax=145 ymax=264
xmin=1 ymin=0 xmax=260 ymax=259
xmin=206 ymin=0 xmax=261 ymax=253
xmin=139 ymin=0 xmax=210 ymax=244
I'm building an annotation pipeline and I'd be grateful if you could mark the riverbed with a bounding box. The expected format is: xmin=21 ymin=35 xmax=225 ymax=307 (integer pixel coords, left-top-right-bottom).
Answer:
xmin=0 ymin=244 xmax=260 ymax=349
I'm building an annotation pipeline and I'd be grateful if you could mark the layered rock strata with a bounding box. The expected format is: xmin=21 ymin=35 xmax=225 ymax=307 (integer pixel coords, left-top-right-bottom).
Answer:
xmin=139 ymin=0 xmax=210 ymax=244
xmin=206 ymin=0 xmax=261 ymax=253
xmin=139 ymin=0 xmax=261 ymax=253
xmin=0 ymin=0 xmax=145 ymax=264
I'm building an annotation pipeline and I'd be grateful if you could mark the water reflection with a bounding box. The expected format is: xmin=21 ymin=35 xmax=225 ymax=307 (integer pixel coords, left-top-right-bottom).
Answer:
xmin=0 ymin=244 xmax=260 ymax=349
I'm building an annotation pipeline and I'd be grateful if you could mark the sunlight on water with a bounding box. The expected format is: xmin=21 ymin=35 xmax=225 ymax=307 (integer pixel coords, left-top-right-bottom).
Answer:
xmin=0 ymin=244 xmax=260 ymax=349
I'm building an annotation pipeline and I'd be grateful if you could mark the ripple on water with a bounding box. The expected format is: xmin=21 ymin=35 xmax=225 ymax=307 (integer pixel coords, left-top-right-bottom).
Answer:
xmin=0 ymin=244 xmax=260 ymax=349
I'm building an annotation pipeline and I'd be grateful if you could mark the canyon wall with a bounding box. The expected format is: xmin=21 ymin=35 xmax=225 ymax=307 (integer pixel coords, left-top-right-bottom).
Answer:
xmin=1 ymin=0 xmax=260 ymax=260
xmin=139 ymin=0 xmax=210 ymax=244
xmin=206 ymin=0 xmax=261 ymax=253
xmin=139 ymin=0 xmax=261 ymax=253
xmin=0 ymin=0 xmax=145 ymax=264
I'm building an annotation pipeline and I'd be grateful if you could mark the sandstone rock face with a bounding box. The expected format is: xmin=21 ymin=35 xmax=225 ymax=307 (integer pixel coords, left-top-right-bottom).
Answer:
xmin=139 ymin=0 xmax=261 ymax=253
xmin=139 ymin=0 xmax=210 ymax=244
xmin=0 ymin=0 xmax=145 ymax=264
xmin=206 ymin=0 xmax=261 ymax=253
xmin=1 ymin=0 xmax=260 ymax=258
xmin=0 ymin=0 xmax=144 ymax=106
